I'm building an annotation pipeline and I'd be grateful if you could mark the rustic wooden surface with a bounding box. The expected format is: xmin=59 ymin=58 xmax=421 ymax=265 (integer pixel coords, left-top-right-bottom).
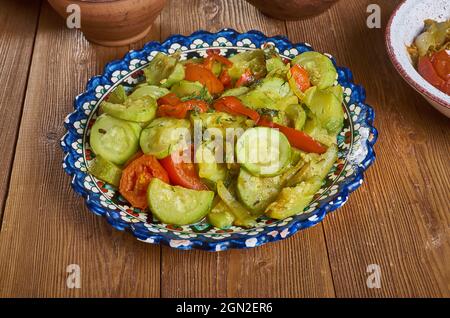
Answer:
xmin=0 ymin=0 xmax=448 ymax=298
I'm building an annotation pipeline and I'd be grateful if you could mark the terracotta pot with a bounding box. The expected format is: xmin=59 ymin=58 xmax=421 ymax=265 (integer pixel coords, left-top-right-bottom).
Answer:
xmin=48 ymin=0 xmax=166 ymax=46
xmin=245 ymin=0 xmax=339 ymax=20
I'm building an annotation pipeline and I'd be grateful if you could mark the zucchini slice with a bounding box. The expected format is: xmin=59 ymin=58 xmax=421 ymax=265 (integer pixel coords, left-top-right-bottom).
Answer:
xmin=90 ymin=114 xmax=141 ymax=165
xmin=236 ymin=127 xmax=291 ymax=176
xmin=147 ymin=178 xmax=214 ymax=225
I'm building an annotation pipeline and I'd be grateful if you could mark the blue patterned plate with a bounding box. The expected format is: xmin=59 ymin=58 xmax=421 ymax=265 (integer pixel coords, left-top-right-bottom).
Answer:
xmin=61 ymin=29 xmax=377 ymax=251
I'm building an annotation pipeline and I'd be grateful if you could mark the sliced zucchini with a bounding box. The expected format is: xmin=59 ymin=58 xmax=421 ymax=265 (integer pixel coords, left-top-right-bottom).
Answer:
xmin=148 ymin=178 xmax=214 ymax=225
xmin=303 ymin=114 xmax=337 ymax=147
xmin=207 ymin=200 xmax=235 ymax=229
xmin=236 ymin=168 xmax=282 ymax=214
xmin=88 ymin=155 xmax=122 ymax=187
xmin=216 ymin=181 xmax=257 ymax=227
xmin=107 ymin=85 xmax=127 ymax=104
xmin=129 ymin=85 xmax=169 ymax=100
xmin=265 ymin=177 xmax=323 ymax=219
xmin=90 ymin=114 xmax=141 ymax=165
xmin=190 ymin=111 xmax=254 ymax=133
xmin=228 ymin=49 xmax=267 ymax=82
xmin=171 ymin=80 xmax=208 ymax=99
xmin=221 ymin=86 xmax=250 ymax=97
xmin=100 ymin=95 xmax=157 ymax=123
xmin=144 ymin=52 xmax=179 ymax=85
xmin=292 ymin=51 xmax=337 ymax=89
xmin=266 ymin=56 xmax=286 ymax=73
xmin=285 ymin=103 xmax=307 ymax=131
xmin=139 ymin=117 xmax=191 ymax=159
xmin=160 ymin=63 xmax=185 ymax=88
xmin=236 ymin=127 xmax=291 ymax=177
xmin=195 ymin=141 xmax=227 ymax=185
xmin=303 ymin=85 xmax=344 ymax=134
xmin=286 ymin=144 xmax=338 ymax=187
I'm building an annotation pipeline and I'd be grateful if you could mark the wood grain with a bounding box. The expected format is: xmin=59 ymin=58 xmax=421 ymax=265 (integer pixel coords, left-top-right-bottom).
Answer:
xmin=159 ymin=0 xmax=334 ymax=298
xmin=0 ymin=2 xmax=162 ymax=297
xmin=287 ymin=0 xmax=450 ymax=297
xmin=0 ymin=0 xmax=41 ymax=222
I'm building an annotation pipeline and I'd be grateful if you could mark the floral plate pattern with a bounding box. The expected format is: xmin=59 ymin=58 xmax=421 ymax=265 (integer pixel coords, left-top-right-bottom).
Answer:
xmin=61 ymin=29 xmax=377 ymax=251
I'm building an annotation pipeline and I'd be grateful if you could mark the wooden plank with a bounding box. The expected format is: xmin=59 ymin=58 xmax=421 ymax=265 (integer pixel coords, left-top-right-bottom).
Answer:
xmin=0 ymin=2 xmax=162 ymax=297
xmin=160 ymin=0 xmax=335 ymax=298
xmin=288 ymin=0 xmax=450 ymax=297
xmin=0 ymin=0 xmax=41 ymax=221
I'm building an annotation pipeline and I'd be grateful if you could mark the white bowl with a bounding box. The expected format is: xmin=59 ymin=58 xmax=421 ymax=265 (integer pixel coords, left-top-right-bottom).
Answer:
xmin=386 ymin=0 xmax=450 ymax=117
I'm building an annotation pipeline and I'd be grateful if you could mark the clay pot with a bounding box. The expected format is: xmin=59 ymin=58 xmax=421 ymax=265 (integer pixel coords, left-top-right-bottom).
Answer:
xmin=48 ymin=0 xmax=166 ymax=46
xmin=245 ymin=0 xmax=339 ymax=20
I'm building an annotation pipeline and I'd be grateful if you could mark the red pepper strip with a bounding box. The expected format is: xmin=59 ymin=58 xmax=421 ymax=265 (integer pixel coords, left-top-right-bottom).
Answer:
xmin=257 ymin=117 xmax=327 ymax=154
xmin=213 ymin=96 xmax=260 ymax=122
xmin=290 ymin=64 xmax=311 ymax=92
xmin=157 ymin=93 xmax=181 ymax=106
xmin=219 ymin=69 xmax=232 ymax=88
xmin=204 ymin=49 xmax=233 ymax=68
xmin=235 ymin=68 xmax=254 ymax=88
xmin=185 ymin=63 xmax=224 ymax=95
xmin=157 ymin=99 xmax=209 ymax=119
xmin=160 ymin=145 xmax=208 ymax=191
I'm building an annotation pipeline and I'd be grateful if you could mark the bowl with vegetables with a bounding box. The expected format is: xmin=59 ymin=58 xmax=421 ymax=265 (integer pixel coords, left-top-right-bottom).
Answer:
xmin=61 ymin=29 xmax=377 ymax=251
xmin=386 ymin=0 xmax=450 ymax=117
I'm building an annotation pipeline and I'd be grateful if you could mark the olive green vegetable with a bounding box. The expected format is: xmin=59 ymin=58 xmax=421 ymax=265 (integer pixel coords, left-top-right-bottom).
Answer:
xmin=144 ymin=52 xmax=179 ymax=86
xmin=292 ymin=51 xmax=337 ymax=89
xmin=285 ymin=103 xmax=307 ymax=131
xmin=129 ymin=85 xmax=169 ymax=100
xmin=221 ymin=86 xmax=249 ymax=97
xmin=90 ymin=114 xmax=141 ymax=165
xmin=148 ymin=178 xmax=214 ymax=225
xmin=171 ymin=80 xmax=210 ymax=99
xmin=216 ymin=181 xmax=257 ymax=227
xmin=236 ymin=127 xmax=292 ymax=177
xmin=160 ymin=63 xmax=185 ymax=88
xmin=88 ymin=154 xmax=122 ymax=187
xmin=303 ymin=85 xmax=344 ymax=134
xmin=414 ymin=19 xmax=450 ymax=57
xmin=228 ymin=49 xmax=267 ymax=82
xmin=196 ymin=141 xmax=227 ymax=185
xmin=236 ymin=168 xmax=283 ymax=214
xmin=100 ymin=95 xmax=157 ymax=123
xmin=207 ymin=200 xmax=235 ymax=228
xmin=107 ymin=85 xmax=127 ymax=104
xmin=265 ymin=177 xmax=323 ymax=219
xmin=286 ymin=144 xmax=338 ymax=187
xmin=140 ymin=117 xmax=191 ymax=159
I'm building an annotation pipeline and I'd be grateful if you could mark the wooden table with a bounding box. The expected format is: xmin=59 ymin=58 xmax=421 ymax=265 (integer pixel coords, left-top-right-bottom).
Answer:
xmin=0 ymin=0 xmax=448 ymax=298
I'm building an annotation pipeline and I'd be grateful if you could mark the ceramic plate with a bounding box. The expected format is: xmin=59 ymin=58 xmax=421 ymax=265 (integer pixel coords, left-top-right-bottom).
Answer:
xmin=61 ymin=29 xmax=377 ymax=251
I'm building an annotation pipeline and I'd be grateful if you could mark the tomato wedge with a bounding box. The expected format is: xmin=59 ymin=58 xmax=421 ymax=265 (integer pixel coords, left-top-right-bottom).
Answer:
xmin=157 ymin=99 xmax=209 ymax=119
xmin=184 ymin=63 xmax=224 ymax=95
xmin=418 ymin=55 xmax=448 ymax=93
xmin=235 ymin=68 xmax=254 ymax=87
xmin=157 ymin=92 xmax=181 ymax=106
xmin=159 ymin=146 xmax=209 ymax=191
xmin=219 ymin=69 xmax=232 ymax=88
xmin=431 ymin=49 xmax=450 ymax=81
xmin=289 ymin=64 xmax=311 ymax=92
xmin=119 ymin=154 xmax=169 ymax=209
xmin=257 ymin=117 xmax=327 ymax=154
xmin=213 ymin=96 xmax=260 ymax=122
